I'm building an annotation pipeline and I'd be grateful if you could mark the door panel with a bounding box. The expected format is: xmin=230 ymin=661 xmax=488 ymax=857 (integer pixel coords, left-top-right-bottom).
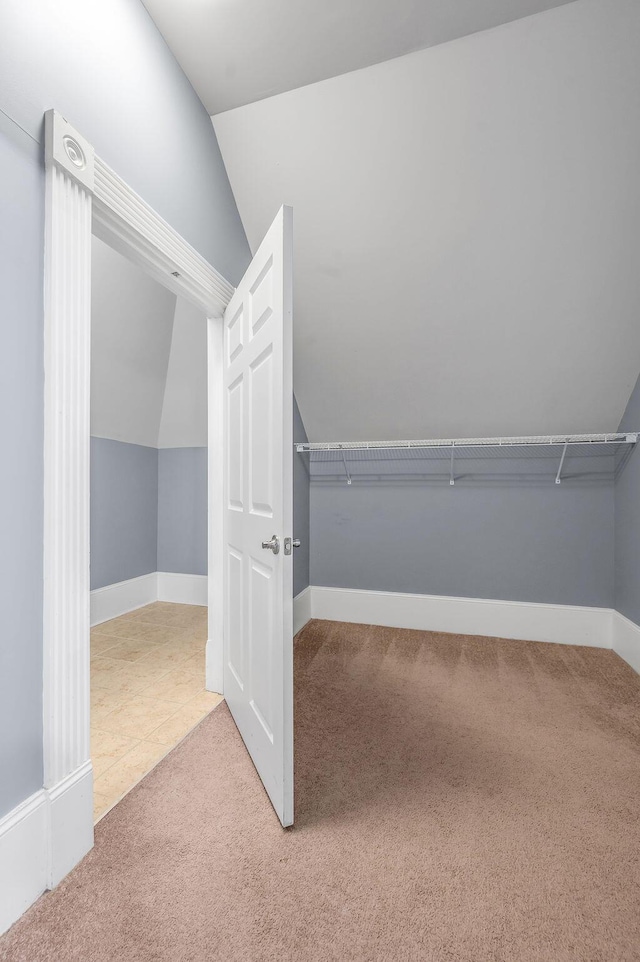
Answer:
xmin=226 ymin=547 xmax=245 ymax=689
xmin=227 ymin=376 xmax=244 ymax=510
xmin=222 ymin=206 xmax=293 ymax=826
xmin=250 ymin=347 xmax=274 ymax=516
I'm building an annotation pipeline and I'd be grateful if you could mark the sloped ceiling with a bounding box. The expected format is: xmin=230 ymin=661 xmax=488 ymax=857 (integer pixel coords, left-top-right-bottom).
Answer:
xmin=141 ymin=0 xmax=576 ymax=115
xmin=91 ymin=238 xmax=207 ymax=448
xmin=92 ymin=237 xmax=176 ymax=447
xmin=213 ymin=0 xmax=640 ymax=441
xmin=158 ymin=296 xmax=208 ymax=448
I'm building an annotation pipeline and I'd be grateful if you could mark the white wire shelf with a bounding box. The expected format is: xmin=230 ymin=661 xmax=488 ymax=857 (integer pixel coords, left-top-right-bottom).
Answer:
xmin=296 ymin=433 xmax=637 ymax=452
xmin=295 ymin=433 xmax=638 ymax=485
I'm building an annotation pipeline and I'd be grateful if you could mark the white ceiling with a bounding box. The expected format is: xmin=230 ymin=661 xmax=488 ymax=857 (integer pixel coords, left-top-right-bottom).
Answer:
xmin=141 ymin=0 xmax=576 ymax=115
xmin=213 ymin=0 xmax=640 ymax=442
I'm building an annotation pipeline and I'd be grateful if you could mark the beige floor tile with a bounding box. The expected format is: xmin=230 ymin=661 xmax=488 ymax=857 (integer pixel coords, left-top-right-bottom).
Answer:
xmin=103 ymin=637 xmax=162 ymax=663
xmin=132 ymin=623 xmax=188 ymax=645
xmin=91 ymin=687 xmax=136 ymax=712
xmin=141 ymin=602 xmax=178 ymax=614
xmin=115 ymin=662 xmax=173 ymax=689
xmin=146 ymin=705 xmax=208 ymax=746
xmin=159 ymin=607 xmax=207 ymax=629
xmin=90 ymin=657 xmax=130 ymax=690
xmin=93 ymin=741 xmax=169 ymax=800
xmin=91 ymin=691 xmax=140 ymax=725
xmin=158 ymin=638 xmax=206 ymax=661
xmin=93 ymin=791 xmax=111 ymax=822
xmin=122 ymin=610 xmax=174 ymax=627
xmin=181 ymin=633 xmax=208 ymax=649
xmin=184 ymin=690 xmax=224 ymax=713
xmin=91 ymin=729 xmax=139 ymax=777
xmin=139 ymin=669 xmax=205 ymax=705
xmin=91 ymin=703 xmax=114 ymax=727
xmin=107 ymin=608 xmax=155 ymax=626
xmin=95 ymin=670 xmax=163 ymax=699
xmin=91 ymin=619 xmax=150 ymax=640
xmin=180 ymin=650 xmax=206 ymax=676
xmin=91 ymin=654 xmax=126 ymax=672
xmin=176 ymin=619 xmax=208 ymax=637
xmin=134 ymin=643 xmax=195 ymax=670
xmin=91 ymin=687 xmax=117 ymax=709
xmin=127 ymin=602 xmax=182 ymax=623
xmin=90 ymin=634 xmax=121 ymax=655
xmin=98 ymin=695 xmax=181 ymax=739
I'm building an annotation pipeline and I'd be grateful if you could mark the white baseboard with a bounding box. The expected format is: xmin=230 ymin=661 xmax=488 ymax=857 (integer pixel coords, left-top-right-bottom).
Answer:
xmin=0 ymin=762 xmax=94 ymax=936
xmin=0 ymin=790 xmax=47 ymax=935
xmin=90 ymin=572 xmax=157 ymax=626
xmin=293 ymin=586 xmax=312 ymax=636
xmin=308 ymin=586 xmax=612 ymax=649
xmin=91 ymin=572 xmax=208 ymax=625
xmin=612 ymin=611 xmax=640 ymax=675
xmin=157 ymin=572 xmax=208 ymax=606
xmin=47 ymin=761 xmax=94 ymax=888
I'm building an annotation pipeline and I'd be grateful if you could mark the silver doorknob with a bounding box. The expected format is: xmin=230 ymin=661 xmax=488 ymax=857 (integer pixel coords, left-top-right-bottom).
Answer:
xmin=261 ymin=535 xmax=280 ymax=554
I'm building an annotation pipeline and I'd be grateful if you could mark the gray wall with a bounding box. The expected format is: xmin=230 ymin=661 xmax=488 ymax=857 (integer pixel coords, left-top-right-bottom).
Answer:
xmin=293 ymin=398 xmax=310 ymax=597
xmin=615 ymin=372 xmax=640 ymax=625
xmin=310 ymin=481 xmax=615 ymax=608
xmin=157 ymin=448 xmax=208 ymax=576
xmin=90 ymin=439 xmax=159 ymax=591
xmin=91 ymin=442 xmax=208 ymax=584
xmin=0 ymin=0 xmax=250 ymax=819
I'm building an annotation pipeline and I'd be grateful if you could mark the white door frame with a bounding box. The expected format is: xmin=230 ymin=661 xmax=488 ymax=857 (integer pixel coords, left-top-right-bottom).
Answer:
xmin=42 ymin=110 xmax=234 ymax=886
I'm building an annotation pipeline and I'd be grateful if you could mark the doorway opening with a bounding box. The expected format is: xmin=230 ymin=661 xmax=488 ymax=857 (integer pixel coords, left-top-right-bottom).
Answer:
xmin=88 ymin=237 xmax=220 ymax=822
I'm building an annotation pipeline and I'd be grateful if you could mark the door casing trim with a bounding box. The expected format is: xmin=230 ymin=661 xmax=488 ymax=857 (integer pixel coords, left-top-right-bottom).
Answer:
xmin=43 ymin=109 xmax=232 ymax=885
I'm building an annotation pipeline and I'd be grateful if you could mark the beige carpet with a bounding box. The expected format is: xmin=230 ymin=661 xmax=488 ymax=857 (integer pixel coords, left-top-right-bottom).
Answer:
xmin=2 ymin=620 xmax=640 ymax=961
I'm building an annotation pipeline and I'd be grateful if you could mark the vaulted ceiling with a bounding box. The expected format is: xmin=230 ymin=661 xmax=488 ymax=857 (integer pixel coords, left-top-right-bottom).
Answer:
xmin=211 ymin=0 xmax=640 ymax=441
xmin=141 ymin=0 xmax=576 ymax=115
xmin=91 ymin=238 xmax=208 ymax=448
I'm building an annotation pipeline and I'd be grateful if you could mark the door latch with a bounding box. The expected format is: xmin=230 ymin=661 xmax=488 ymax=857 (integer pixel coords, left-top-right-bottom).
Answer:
xmin=283 ymin=538 xmax=301 ymax=555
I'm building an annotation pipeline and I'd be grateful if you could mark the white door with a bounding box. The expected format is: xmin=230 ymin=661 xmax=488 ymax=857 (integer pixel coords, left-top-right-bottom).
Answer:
xmin=222 ymin=206 xmax=294 ymax=826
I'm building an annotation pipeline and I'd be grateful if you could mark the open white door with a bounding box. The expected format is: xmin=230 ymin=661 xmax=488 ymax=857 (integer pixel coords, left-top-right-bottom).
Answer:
xmin=222 ymin=206 xmax=294 ymax=826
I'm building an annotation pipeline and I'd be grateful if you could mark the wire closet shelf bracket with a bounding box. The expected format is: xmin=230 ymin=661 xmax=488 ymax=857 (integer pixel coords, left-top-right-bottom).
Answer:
xmin=295 ymin=433 xmax=638 ymax=486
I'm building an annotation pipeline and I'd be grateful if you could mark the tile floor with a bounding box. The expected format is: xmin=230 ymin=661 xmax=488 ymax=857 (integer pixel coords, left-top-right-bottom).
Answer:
xmin=91 ymin=602 xmax=223 ymax=823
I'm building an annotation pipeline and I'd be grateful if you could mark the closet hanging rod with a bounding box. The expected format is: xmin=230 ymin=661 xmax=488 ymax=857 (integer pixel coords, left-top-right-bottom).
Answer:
xmin=296 ymin=432 xmax=638 ymax=453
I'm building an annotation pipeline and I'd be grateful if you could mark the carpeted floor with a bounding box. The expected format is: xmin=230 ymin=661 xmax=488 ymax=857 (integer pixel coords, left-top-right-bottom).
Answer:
xmin=2 ymin=619 xmax=640 ymax=961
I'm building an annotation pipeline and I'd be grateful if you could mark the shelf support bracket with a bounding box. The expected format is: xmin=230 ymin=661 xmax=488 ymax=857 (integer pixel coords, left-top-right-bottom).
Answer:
xmin=555 ymin=442 xmax=568 ymax=484
xmin=450 ymin=445 xmax=455 ymax=486
xmin=340 ymin=447 xmax=352 ymax=485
